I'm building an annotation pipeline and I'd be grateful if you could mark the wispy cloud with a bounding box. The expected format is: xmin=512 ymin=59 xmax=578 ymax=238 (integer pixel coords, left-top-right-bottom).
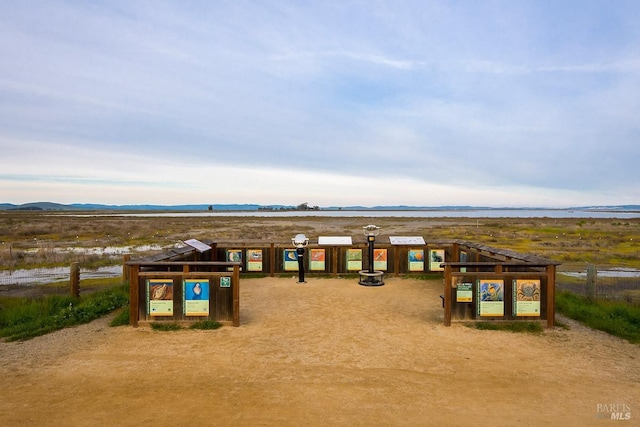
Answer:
xmin=1 ymin=1 xmax=639 ymax=206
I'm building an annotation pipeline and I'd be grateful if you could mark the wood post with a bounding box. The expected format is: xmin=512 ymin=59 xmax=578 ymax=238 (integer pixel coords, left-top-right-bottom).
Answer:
xmin=546 ymin=264 xmax=556 ymax=328
xmin=70 ymin=262 xmax=80 ymax=298
xmin=443 ymin=264 xmax=452 ymax=326
xmin=129 ymin=265 xmax=139 ymax=327
xmin=233 ymin=264 xmax=240 ymax=327
xmin=586 ymin=264 xmax=597 ymax=301
xmin=122 ymin=254 xmax=131 ymax=282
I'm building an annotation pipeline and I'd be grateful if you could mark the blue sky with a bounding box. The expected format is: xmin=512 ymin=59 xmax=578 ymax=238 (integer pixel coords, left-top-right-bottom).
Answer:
xmin=1 ymin=1 xmax=639 ymax=207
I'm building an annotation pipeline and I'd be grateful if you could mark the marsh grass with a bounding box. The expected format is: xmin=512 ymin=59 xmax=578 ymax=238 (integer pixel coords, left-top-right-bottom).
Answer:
xmin=149 ymin=320 xmax=222 ymax=331
xmin=0 ymin=283 xmax=129 ymax=341
xmin=150 ymin=322 xmax=182 ymax=331
xmin=109 ymin=306 xmax=130 ymax=327
xmin=190 ymin=320 xmax=222 ymax=330
xmin=556 ymin=291 xmax=640 ymax=343
xmin=2 ymin=213 xmax=640 ymax=268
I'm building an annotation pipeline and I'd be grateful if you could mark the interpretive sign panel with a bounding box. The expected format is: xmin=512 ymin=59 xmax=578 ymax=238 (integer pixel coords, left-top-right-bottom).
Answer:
xmin=226 ymin=249 xmax=243 ymax=271
xmin=147 ymin=279 xmax=174 ymax=316
xmin=246 ymin=249 xmax=263 ymax=272
xmin=284 ymin=249 xmax=298 ymax=271
xmin=408 ymin=249 xmax=424 ymax=272
xmin=310 ymin=248 xmax=326 ymax=271
xmin=346 ymin=248 xmax=362 ymax=271
xmin=183 ymin=239 xmax=211 ymax=253
xmin=226 ymin=249 xmax=242 ymax=263
xmin=477 ymin=279 xmax=504 ymax=317
xmin=374 ymin=248 xmax=387 ymax=271
xmin=513 ymin=279 xmax=541 ymax=316
xmin=183 ymin=279 xmax=210 ymax=316
xmin=389 ymin=236 xmax=426 ymax=245
xmin=318 ymin=236 xmax=352 ymax=245
xmin=456 ymin=282 xmax=473 ymax=303
xmin=429 ymin=249 xmax=445 ymax=271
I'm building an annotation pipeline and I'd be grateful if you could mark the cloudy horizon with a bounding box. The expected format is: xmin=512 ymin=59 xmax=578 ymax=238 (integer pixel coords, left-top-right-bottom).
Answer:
xmin=1 ymin=1 xmax=639 ymax=208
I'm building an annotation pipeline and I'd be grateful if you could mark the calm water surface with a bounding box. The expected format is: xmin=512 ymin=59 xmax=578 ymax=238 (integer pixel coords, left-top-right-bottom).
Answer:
xmin=69 ymin=209 xmax=640 ymax=219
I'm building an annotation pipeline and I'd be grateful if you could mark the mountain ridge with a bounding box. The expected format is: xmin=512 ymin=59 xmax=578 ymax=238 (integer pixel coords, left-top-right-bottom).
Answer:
xmin=1 ymin=202 xmax=639 ymax=212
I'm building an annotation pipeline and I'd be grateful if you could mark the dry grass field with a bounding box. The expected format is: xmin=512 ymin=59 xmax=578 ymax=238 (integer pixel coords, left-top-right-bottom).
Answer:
xmin=0 ymin=212 xmax=639 ymax=425
xmin=1 ymin=211 xmax=639 ymax=269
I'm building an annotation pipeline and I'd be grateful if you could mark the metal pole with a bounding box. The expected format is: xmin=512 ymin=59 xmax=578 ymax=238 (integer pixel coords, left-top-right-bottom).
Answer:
xmin=368 ymin=237 xmax=375 ymax=273
xmin=296 ymin=247 xmax=305 ymax=283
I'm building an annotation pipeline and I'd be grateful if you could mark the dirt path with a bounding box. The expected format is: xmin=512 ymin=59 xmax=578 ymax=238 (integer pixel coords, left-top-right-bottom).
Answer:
xmin=1 ymin=277 xmax=638 ymax=426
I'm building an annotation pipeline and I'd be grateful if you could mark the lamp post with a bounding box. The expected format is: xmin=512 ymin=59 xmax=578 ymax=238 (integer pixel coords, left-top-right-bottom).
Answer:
xmin=359 ymin=224 xmax=384 ymax=286
xmin=292 ymin=233 xmax=309 ymax=283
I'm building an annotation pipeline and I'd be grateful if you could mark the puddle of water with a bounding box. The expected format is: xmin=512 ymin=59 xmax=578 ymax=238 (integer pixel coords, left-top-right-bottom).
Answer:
xmin=0 ymin=266 xmax=122 ymax=286
xmin=561 ymin=268 xmax=640 ymax=278
xmin=52 ymin=244 xmax=173 ymax=256
xmin=0 ymin=243 xmax=188 ymax=287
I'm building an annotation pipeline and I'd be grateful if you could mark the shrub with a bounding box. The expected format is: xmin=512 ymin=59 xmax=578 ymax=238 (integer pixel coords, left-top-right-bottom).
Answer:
xmin=556 ymin=291 xmax=640 ymax=343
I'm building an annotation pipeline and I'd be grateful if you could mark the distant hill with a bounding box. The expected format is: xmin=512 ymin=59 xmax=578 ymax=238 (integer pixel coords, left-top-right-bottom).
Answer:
xmin=0 ymin=202 xmax=639 ymax=212
xmin=0 ymin=202 xmax=73 ymax=211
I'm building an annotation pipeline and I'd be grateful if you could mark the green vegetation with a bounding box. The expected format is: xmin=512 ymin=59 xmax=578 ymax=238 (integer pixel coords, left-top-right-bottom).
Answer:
xmin=150 ymin=322 xmax=182 ymax=331
xmin=468 ymin=321 xmax=544 ymax=334
xmin=149 ymin=320 xmax=222 ymax=331
xmin=190 ymin=320 xmax=222 ymax=330
xmin=109 ymin=306 xmax=130 ymax=327
xmin=556 ymin=291 xmax=640 ymax=343
xmin=0 ymin=284 xmax=128 ymax=341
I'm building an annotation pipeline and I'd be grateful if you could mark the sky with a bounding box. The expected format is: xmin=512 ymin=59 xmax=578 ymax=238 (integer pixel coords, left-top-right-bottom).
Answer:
xmin=1 ymin=1 xmax=639 ymax=208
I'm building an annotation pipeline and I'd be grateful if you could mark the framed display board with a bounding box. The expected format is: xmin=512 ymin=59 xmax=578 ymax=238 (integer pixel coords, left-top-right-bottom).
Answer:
xmin=246 ymin=249 xmax=263 ymax=272
xmin=147 ymin=279 xmax=174 ymax=317
xmin=374 ymin=248 xmax=387 ymax=271
xmin=456 ymin=282 xmax=473 ymax=303
xmin=310 ymin=248 xmax=326 ymax=271
xmin=513 ymin=279 xmax=541 ymax=316
xmin=183 ymin=279 xmax=210 ymax=316
xmin=477 ymin=279 xmax=504 ymax=317
xmin=226 ymin=249 xmax=243 ymax=271
xmin=408 ymin=249 xmax=424 ymax=272
xmin=429 ymin=249 xmax=445 ymax=271
xmin=284 ymin=249 xmax=299 ymax=271
xmin=346 ymin=248 xmax=362 ymax=271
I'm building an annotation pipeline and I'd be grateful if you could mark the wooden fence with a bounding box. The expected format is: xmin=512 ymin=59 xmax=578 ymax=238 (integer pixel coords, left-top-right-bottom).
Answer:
xmin=127 ymin=238 xmax=559 ymax=328
xmin=127 ymin=260 xmax=241 ymax=327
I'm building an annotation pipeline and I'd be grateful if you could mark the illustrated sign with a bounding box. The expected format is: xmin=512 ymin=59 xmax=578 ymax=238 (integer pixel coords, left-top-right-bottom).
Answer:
xmin=429 ymin=249 xmax=445 ymax=271
xmin=390 ymin=236 xmax=425 ymax=245
xmin=310 ymin=248 xmax=326 ymax=271
xmin=477 ymin=279 xmax=504 ymax=317
xmin=346 ymin=248 xmax=362 ymax=271
xmin=246 ymin=249 xmax=263 ymax=272
xmin=284 ymin=249 xmax=299 ymax=271
xmin=456 ymin=282 xmax=473 ymax=303
xmin=408 ymin=249 xmax=424 ymax=272
xmin=374 ymin=248 xmax=387 ymax=271
xmin=183 ymin=279 xmax=209 ymax=316
xmin=147 ymin=279 xmax=173 ymax=316
xmin=226 ymin=249 xmax=243 ymax=271
xmin=513 ymin=279 xmax=541 ymax=316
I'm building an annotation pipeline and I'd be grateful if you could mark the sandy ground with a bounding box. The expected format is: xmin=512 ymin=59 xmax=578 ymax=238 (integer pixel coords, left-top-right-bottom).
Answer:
xmin=1 ymin=276 xmax=638 ymax=426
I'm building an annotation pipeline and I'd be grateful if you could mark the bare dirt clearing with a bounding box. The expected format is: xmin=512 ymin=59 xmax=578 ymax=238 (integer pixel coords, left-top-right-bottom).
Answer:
xmin=1 ymin=277 xmax=638 ymax=426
